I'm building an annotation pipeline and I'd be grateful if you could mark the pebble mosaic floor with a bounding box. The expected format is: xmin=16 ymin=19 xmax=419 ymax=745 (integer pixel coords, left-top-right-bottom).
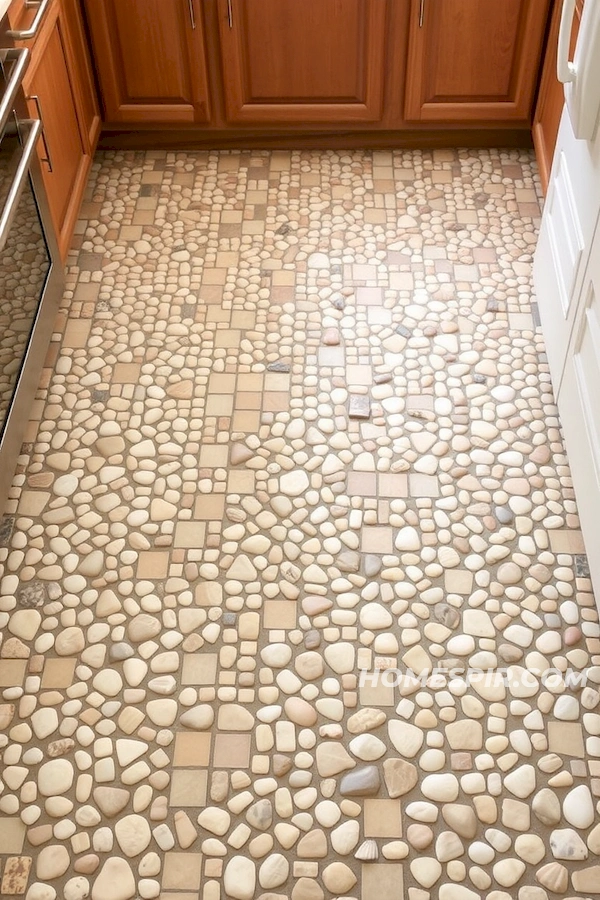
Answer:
xmin=0 ymin=148 xmax=599 ymax=900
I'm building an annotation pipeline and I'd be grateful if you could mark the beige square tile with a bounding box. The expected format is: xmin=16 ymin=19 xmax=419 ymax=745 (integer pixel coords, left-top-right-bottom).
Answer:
xmin=264 ymin=392 xmax=289 ymax=412
xmin=0 ymin=820 xmax=26 ymax=854
xmin=173 ymin=733 xmax=212 ymax=766
xmin=194 ymin=495 xmax=225 ymax=521
xmin=232 ymin=410 xmax=261 ymax=432
xmin=18 ymin=491 xmax=50 ymax=515
xmin=41 ymin=659 xmax=76 ymax=689
xmin=548 ymin=722 xmax=585 ymax=758
xmin=199 ymin=445 xmax=229 ymax=467
xmin=356 ymin=287 xmax=384 ymax=306
xmin=215 ymin=330 xmax=241 ymax=349
xmin=378 ymin=474 xmax=408 ymax=498
xmin=409 ymin=474 xmax=440 ymax=497
xmin=227 ymin=470 xmax=255 ymax=494
xmin=136 ymin=551 xmax=169 ymax=579
xmin=112 ymin=363 xmax=141 ymax=384
xmin=206 ymin=394 xmax=234 ymax=416
xmin=361 ymin=527 xmax=393 ymax=554
xmin=182 ymin=654 xmax=218 ymax=685
xmin=346 ymin=365 xmax=373 ymax=385
xmin=263 ymin=601 xmax=297 ymax=630
xmin=362 ymin=864 xmax=404 ymax=900
xmin=235 ymin=392 xmax=262 ymax=410
xmin=347 ymin=472 xmax=377 ymax=497
xmin=62 ymin=319 xmax=91 ymax=349
xmin=445 ymin=569 xmax=474 ymax=594
xmin=174 ymin=522 xmax=206 ymax=549
xmin=195 ymin=583 xmax=223 ymax=607
xmin=213 ymin=733 xmax=251 ymax=768
xmin=0 ymin=660 xmax=27 ymax=688
xmin=169 ymin=770 xmax=208 ymax=807
xmin=364 ymin=800 xmax=402 ymax=837
xmin=359 ymin=675 xmax=395 ymax=707
xmin=549 ymin=530 xmax=586 ymax=553
xmin=162 ymin=853 xmax=203 ymax=890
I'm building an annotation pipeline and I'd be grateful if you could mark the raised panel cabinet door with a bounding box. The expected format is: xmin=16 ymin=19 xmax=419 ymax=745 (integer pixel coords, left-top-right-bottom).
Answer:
xmin=24 ymin=8 xmax=87 ymax=259
xmin=533 ymin=0 xmax=584 ymax=194
xmin=83 ymin=0 xmax=210 ymax=123
xmin=217 ymin=0 xmax=388 ymax=124
xmin=405 ymin=0 xmax=551 ymax=122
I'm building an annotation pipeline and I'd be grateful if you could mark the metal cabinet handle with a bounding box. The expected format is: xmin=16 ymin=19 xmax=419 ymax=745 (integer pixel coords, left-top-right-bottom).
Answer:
xmin=227 ymin=0 xmax=233 ymax=29
xmin=28 ymin=95 xmax=52 ymax=172
xmin=419 ymin=0 xmax=425 ymax=28
xmin=7 ymin=0 xmax=52 ymax=40
xmin=0 ymin=48 xmax=30 ymax=136
xmin=557 ymin=0 xmax=577 ymax=84
xmin=187 ymin=0 xmax=196 ymax=29
xmin=0 ymin=119 xmax=41 ymax=252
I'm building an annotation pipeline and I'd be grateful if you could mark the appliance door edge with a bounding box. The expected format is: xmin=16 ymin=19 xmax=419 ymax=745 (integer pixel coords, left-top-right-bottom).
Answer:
xmin=0 ymin=130 xmax=64 ymax=514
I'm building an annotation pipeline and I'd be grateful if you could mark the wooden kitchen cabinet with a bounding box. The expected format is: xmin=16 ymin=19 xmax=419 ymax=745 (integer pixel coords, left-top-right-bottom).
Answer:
xmin=216 ymin=0 xmax=388 ymax=124
xmin=19 ymin=0 xmax=98 ymax=259
xmin=405 ymin=0 xmax=551 ymax=123
xmin=533 ymin=0 xmax=584 ymax=193
xmin=83 ymin=0 xmax=210 ymax=124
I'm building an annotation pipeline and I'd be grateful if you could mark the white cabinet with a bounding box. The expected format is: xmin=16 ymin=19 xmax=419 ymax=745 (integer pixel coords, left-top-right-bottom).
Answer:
xmin=534 ymin=105 xmax=600 ymax=596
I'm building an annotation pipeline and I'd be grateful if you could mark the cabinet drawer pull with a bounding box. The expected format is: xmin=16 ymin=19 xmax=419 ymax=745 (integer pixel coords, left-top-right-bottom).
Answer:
xmin=187 ymin=0 xmax=196 ymax=29
xmin=7 ymin=0 xmax=52 ymax=41
xmin=227 ymin=0 xmax=233 ymax=29
xmin=419 ymin=0 xmax=425 ymax=28
xmin=28 ymin=94 xmax=52 ymax=173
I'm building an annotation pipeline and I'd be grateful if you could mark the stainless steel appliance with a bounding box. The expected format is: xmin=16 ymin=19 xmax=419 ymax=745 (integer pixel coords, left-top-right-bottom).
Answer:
xmin=0 ymin=13 xmax=64 ymax=514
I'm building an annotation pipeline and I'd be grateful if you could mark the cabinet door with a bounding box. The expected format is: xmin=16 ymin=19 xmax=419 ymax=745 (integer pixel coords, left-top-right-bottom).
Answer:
xmin=218 ymin=0 xmax=387 ymax=124
xmin=24 ymin=4 xmax=88 ymax=259
xmin=84 ymin=0 xmax=210 ymax=123
xmin=533 ymin=0 xmax=584 ymax=194
xmin=405 ymin=0 xmax=550 ymax=122
xmin=61 ymin=0 xmax=101 ymax=153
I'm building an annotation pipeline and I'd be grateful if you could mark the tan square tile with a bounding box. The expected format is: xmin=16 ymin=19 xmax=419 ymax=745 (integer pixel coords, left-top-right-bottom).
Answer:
xmin=41 ymin=659 xmax=76 ymax=689
xmin=62 ymin=319 xmax=91 ymax=349
xmin=263 ymin=601 xmax=297 ymax=630
xmin=215 ymin=330 xmax=241 ymax=349
xmin=409 ymin=474 xmax=440 ymax=497
xmin=549 ymin=530 xmax=586 ymax=553
xmin=182 ymin=654 xmax=218 ymax=685
xmin=359 ymin=676 xmax=395 ymax=707
xmin=169 ymin=770 xmax=207 ymax=807
xmin=235 ymin=392 xmax=262 ymax=410
xmin=213 ymin=733 xmax=251 ymax=768
xmin=346 ymin=365 xmax=373 ymax=386
xmin=356 ymin=287 xmax=384 ymax=306
xmin=227 ymin=470 xmax=255 ymax=494
xmin=362 ymin=864 xmax=404 ymax=900
xmin=203 ymin=269 xmax=227 ymax=285
xmin=361 ymin=527 xmax=393 ymax=554
xmin=174 ymin=522 xmax=206 ymax=549
xmin=378 ymin=474 xmax=408 ymax=498
xmin=264 ymin=373 xmax=290 ymax=391
xmin=17 ymin=491 xmax=50 ymax=515
xmin=162 ymin=853 xmax=203 ymax=890
xmin=194 ymin=495 xmax=225 ymax=521
xmin=445 ymin=569 xmax=474 ymax=594
xmin=230 ymin=311 xmax=256 ymax=329
xmin=199 ymin=445 xmax=229 ymax=467
xmin=112 ymin=363 xmax=141 ymax=384
xmin=0 ymin=820 xmax=26 ymax=854
xmin=347 ymin=472 xmax=377 ymax=497
xmin=364 ymin=800 xmax=402 ymax=837
xmin=195 ymin=583 xmax=223 ymax=607
xmin=264 ymin=392 xmax=289 ymax=412
xmin=232 ymin=410 xmax=261 ymax=432
xmin=0 ymin=660 xmax=27 ymax=688
xmin=173 ymin=733 xmax=212 ymax=766
xmin=206 ymin=394 xmax=234 ymax=416
xmin=548 ymin=722 xmax=585 ymax=758
xmin=136 ymin=551 xmax=169 ymax=579
xmin=318 ymin=347 xmax=345 ymax=367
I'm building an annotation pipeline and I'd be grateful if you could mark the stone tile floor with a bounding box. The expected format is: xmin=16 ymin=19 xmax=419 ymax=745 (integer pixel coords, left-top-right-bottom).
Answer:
xmin=0 ymin=148 xmax=599 ymax=900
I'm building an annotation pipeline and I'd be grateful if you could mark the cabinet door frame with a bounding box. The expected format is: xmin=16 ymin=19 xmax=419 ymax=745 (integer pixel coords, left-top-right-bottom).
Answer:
xmin=217 ymin=0 xmax=388 ymax=124
xmin=85 ymin=0 xmax=211 ymax=124
xmin=22 ymin=0 xmax=90 ymax=259
xmin=405 ymin=0 xmax=550 ymax=122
